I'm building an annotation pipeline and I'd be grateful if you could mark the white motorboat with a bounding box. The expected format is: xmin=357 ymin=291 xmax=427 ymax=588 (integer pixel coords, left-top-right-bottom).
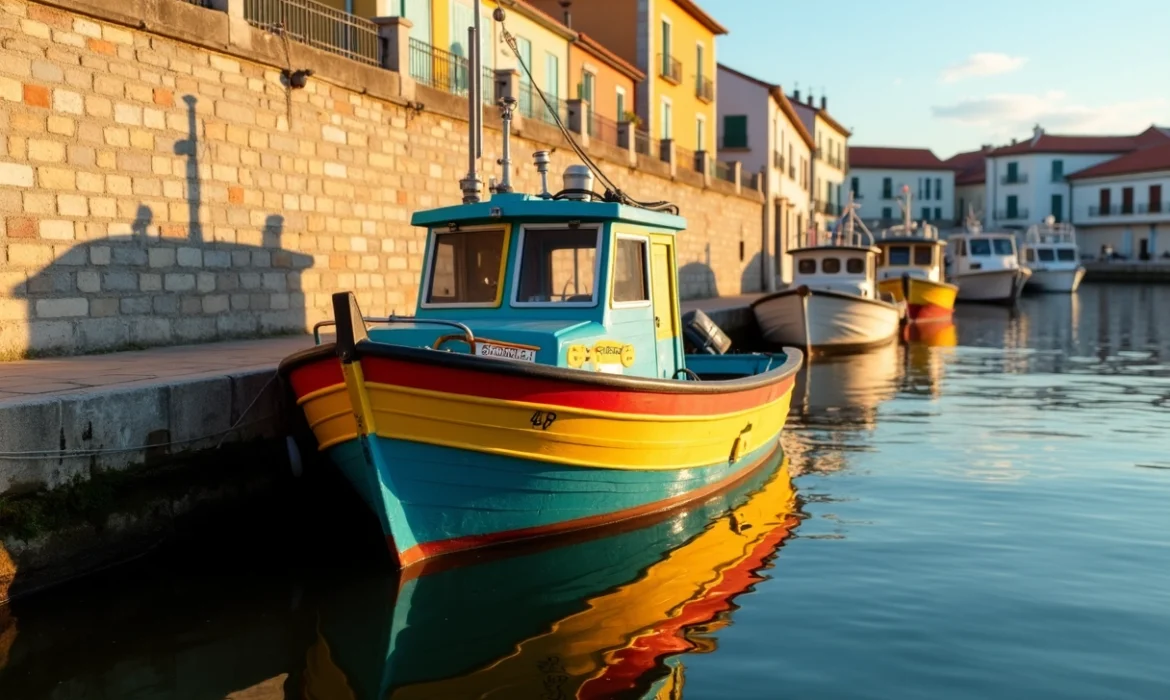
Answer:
xmin=752 ymin=196 xmax=902 ymax=353
xmin=945 ymin=212 xmax=1032 ymax=304
xmin=1020 ymin=216 xmax=1085 ymax=293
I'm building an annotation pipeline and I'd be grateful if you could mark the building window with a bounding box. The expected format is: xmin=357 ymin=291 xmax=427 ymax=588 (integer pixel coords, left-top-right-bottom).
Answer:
xmin=1007 ymin=161 xmax=1019 ymax=183
xmin=1051 ymin=193 xmax=1063 ymax=222
xmin=882 ymin=177 xmax=892 ymax=199
xmin=544 ymin=52 xmax=559 ymax=98
xmin=613 ymin=238 xmax=649 ymax=303
xmin=1122 ymin=186 xmax=1134 ymax=214
xmin=921 ymin=207 xmax=930 ymax=221
xmin=696 ymin=115 xmax=705 ymax=151
xmin=925 ymin=178 xmax=932 ymax=200
xmin=516 ymin=36 xmax=532 ymax=84
xmin=1151 ymin=184 xmax=1163 ymax=213
xmin=1099 ymin=188 xmax=1111 ymax=214
xmin=579 ymin=69 xmax=595 ymax=135
xmin=851 ymin=177 xmax=859 ymax=197
xmin=695 ymin=42 xmax=704 ymax=82
xmin=660 ymin=98 xmax=672 ymax=140
xmin=660 ymin=19 xmax=671 ymax=73
xmin=1006 ymin=194 xmax=1019 ymax=219
xmin=1051 ymin=159 xmax=1064 ymax=182
xmin=882 ymin=206 xmax=892 ymax=219
xmin=935 ymin=177 xmax=942 ymax=200
xmin=934 ymin=207 xmax=941 ymax=220
xmin=615 ymin=86 xmax=626 ymax=121
xmin=722 ymin=115 xmax=746 ymax=148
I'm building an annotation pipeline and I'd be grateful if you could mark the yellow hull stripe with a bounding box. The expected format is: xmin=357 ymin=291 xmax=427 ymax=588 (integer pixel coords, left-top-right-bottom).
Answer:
xmin=297 ymin=381 xmax=794 ymax=471
xmin=878 ymin=277 xmax=958 ymax=310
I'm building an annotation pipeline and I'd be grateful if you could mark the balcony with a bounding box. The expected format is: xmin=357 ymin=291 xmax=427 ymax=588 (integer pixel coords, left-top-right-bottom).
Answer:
xmin=1138 ymin=202 xmax=1165 ymax=214
xmin=772 ymin=150 xmax=784 ymax=171
xmin=788 ymin=164 xmax=795 ymax=180
xmin=816 ymin=150 xmax=844 ymax=169
xmin=696 ymin=75 xmax=714 ymax=103
xmin=995 ymin=208 xmax=1029 ymax=220
xmin=881 ymin=190 xmax=893 ymax=200
xmin=816 ymin=201 xmax=842 ymax=216
xmin=658 ymin=54 xmax=682 ymax=84
xmin=1000 ymin=173 xmax=1029 ymax=185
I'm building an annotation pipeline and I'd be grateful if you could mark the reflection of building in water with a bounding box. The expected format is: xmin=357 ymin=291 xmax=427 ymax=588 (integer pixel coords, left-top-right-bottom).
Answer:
xmin=304 ymin=452 xmax=800 ymax=700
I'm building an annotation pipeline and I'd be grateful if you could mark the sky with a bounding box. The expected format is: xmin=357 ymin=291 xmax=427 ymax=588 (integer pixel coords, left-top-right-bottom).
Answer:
xmin=713 ymin=0 xmax=1170 ymax=159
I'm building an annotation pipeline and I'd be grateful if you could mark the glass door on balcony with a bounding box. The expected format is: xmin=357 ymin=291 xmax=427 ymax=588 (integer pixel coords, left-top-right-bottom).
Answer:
xmin=1006 ymin=195 xmax=1018 ymax=220
xmin=1151 ymin=184 xmax=1163 ymax=213
xmin=580 ymin=70 xmax=594 ymax=135
xmin=1122 ymin=187 xmax=1134 ymax=214
xmin=1051 ymin=194 xmax=1063 ymax=222
xmin=516 ymin=36 xmax=532 ymax=116
xmin=661 ymin=20 xmax=672 ymax=75
xmin=1099 ymin=188 xmax=1111 ymax=215
xmin=1007 ymin=162 xmax=1018 ymax=183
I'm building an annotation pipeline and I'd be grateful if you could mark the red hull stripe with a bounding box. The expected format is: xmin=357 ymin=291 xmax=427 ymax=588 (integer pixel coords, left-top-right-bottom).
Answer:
xmin=287 ymin=359 xmax=344 ymax=398
xmin=393 ymin=445 xmax=783 ymax=567
xmin=907 ymin=302 xmax=953 ymax=322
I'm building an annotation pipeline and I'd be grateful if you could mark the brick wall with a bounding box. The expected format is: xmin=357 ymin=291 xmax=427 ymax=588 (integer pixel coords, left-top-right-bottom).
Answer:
xmin=0 ymin=0 xmax=765 ymax=358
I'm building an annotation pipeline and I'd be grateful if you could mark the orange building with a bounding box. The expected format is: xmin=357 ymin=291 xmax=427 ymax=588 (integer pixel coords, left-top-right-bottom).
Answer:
xmin=569 ymin=32 xmax=645 ymax=140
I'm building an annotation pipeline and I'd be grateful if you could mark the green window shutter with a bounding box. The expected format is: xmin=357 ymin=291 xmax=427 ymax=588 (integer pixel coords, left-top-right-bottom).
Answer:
xmin=723 ymin=115 xmax=747 ymax=148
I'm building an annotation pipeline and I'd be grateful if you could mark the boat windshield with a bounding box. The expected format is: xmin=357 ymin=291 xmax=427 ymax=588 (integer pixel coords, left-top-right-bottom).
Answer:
xmin=1037 ymin=248 xmax=1056 ymax=262
xmin=914 ymin=245 xmax=933 ymax=265
xmin=515 ymin=227 xmax=599 ymax=305
xmin=970 ymin=238 xmax=1015 ymax=256
xmin=425 ymin=228 xmax=507 ymax=305
xmin=969 ymin=239 xmax=992 ymax=256
xmin=887 ymin=245 xmax=911 ymax=265
xmin=993 ymin=238 xmax=1016 ymax=255
xmin=1057 ymin=248 xmax=1077 ymax=261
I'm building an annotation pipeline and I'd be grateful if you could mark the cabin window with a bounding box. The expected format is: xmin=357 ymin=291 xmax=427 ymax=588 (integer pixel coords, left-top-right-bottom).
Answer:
xmin=993 ymin=239 xmax=1016 ymax=256
xmin=515 ymin=226 xmax=599 ymax=305
xmin=969 ymin=239 xmax=992 ymax=256
xmin=1057 ymin=248 xmax=1076 ymax=262
xmin=914 ymin=246 xmax=933 ymax=266
xmin=613 ymin=237 xmax=649 ymax=303
xmin=846 ymin=258 xmax=865 ymax=274
xmin=424 ymin=228 xmax=507 ymax=305
xmin=797 ymin=259 xmax=816 ymax=274
xmin=1037 ymin=248 xmax=1056 ymax=262
xmin=1025 ymin=249 xmax=1035 ymax=262
xmin=887 ymin=245 xmax=911 ymax=265
xmin=822 ymin=258 xmax=841 ymax=274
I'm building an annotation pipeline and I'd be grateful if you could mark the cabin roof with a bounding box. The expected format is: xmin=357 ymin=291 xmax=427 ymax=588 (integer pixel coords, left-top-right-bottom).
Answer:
xmin=788 ymin=245 xmax=880 ymax=256
xmin=874 ymin=237 xmax=946 ymax=248
xmin=410 ymin=193 xmax=688 ymax=230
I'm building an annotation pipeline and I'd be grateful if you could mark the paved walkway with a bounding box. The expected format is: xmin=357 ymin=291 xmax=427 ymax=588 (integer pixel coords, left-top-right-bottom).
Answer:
xmin=0 ymin=295 xmax=763 ymax=405
xmin=0 ymin=336 xmax=316 ymax=405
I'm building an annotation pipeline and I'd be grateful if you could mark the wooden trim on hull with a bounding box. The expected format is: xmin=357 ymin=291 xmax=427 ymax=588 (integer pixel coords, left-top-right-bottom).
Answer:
xmin=393 ymin=441 xmax=786 ymax=568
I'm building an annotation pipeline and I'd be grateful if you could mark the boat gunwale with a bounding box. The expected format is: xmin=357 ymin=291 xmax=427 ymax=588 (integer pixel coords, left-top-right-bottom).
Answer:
xmin=278 ymin=339 xmax=803 ymax=396
xmin=749 ymin=286 xmax=901 ymax=313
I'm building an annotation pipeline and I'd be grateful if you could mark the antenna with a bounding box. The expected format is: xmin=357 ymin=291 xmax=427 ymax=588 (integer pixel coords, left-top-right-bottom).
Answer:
xmin=459 ymin=0 xmax=484 ymax=203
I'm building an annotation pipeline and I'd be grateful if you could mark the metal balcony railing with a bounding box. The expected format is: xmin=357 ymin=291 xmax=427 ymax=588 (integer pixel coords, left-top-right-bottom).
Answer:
xmin=658 ymin=53 xmax=682 ymax=84
xmin=696 ymin=75 xmax=714 ymax=102
xmin=994 ymin=208 xmax=1029 ymax=220
xmin=244 ymin=0 xmax=380 ymax=66
xmin=590 ymin=113 xmax=620 ymax=147
xmin=772 ymin=151 xmax=784 ymax=171
xmin=409 ymin=39 xmax=493 ymax=102
xmin=1138 ymin=202 xmax=1165 ymax=214
xmin=1000 ymin=173 xmax=1029 ymax=185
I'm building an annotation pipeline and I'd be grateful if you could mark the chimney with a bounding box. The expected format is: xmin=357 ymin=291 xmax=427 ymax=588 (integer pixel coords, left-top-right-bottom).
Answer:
xmin=820 ymin=95 xmax=827 ymax=111
xmin=559 ymin=0 xmax=571 ymax=27
xmin=1011 ymin=137 xmax=1018 ymax=145
xmin=807 ymin=93 xmax=814 ymax=106
xmin=1031 ymin=123 xmax=1043 ymax=146
xmin=793 ymin=88 xmax=801 ymax=102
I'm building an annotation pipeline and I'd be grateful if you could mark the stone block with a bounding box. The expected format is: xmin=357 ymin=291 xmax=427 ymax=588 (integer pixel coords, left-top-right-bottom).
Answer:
xmin=0 ymin=163 xmax=34 ymax=188
xmin=61 ymin=385 xmax=169 ymax=474
xmin=27 ymin=320 xmax=72 ymax=353
xmin=76 ymin=269 xmax=100 ymax=292
xmin=111 ymin=247 xmax=147 ymax=266
xmin=76 ymin=317 xmax=128 ymax=351
xmin=129 ymin=317 xmax=171 ymax=345
xmin=101 ymin=271 xmax=137 ymax=291
xmin=164 ymin=273 xmax=195 ymax=292
xmin=52 ymin=88 xmax=83 ymax=114
xmin=119 ymin=296 xmax=152 ymax=314
xmin=148 ymin=247 xmax=175 ymax=268
xmin=35 ymin=297 xmax=87 ymax=318
xmin=229 ymin=370 xmax=280 ymax=441
xmin=152 ymin=295 xmax=178 ymax=315
xmin=0 ymin=398 xmax=65 ymax=494
xmin=168 ymin=376 xmax=232 ymax=451
xmin=176 ymin=247 xmax=202 ymax=267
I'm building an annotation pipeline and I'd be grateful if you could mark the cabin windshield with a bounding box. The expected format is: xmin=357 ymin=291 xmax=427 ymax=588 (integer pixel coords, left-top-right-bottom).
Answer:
xmin=887 ymin=245 xmax=911 ymax=265
xmin=914 ymin=246 xmax=934 ymax=265
xmin=1037 ymin=248 xmax=1056 ymax=262
xmin=515 ymin=226 xmax=600 ymax=305
xmin=993 ymin=238 xmax=1016 ymax=256
xmin=1057 ymin=248 xmax=1077 ymax=261
xmin=425 ymin=228 xmax=506 ymax=305
xmin=969 ymin=239 xmax=992 ymax=256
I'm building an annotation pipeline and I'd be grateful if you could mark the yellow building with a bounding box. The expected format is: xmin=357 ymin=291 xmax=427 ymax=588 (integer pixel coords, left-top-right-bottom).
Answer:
xmin=530 ymin=0 xmax=727 ymax=154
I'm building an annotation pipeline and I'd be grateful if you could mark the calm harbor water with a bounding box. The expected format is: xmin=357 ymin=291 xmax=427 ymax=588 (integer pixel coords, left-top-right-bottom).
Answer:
xmin=1 ymin=282 xmax=1168 ymax=699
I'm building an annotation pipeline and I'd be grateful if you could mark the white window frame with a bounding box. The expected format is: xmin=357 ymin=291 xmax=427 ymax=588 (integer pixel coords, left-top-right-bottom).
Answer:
xmin=695 ymin=39 xmax=705 ymax=81
xmin=419 ymin=223 xmax=511 ymax=309
xmin=510 ymin=223 xmax=604 ymax=308
xmin=610 ymin=233 xmax=653 ymax=309
xmin=660 ymin=96 xmax=672 ymax=141
xmin=660 ymin=15 xmax=672 ymax=59
xmin=696 ymin=114 xmax=706 ymax=152
xmin=615 ymin=85 xmax=627 ymax=120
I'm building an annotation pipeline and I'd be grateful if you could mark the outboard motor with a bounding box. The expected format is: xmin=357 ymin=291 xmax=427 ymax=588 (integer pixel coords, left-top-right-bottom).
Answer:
xmin=681 ymin=309 xmax=732 ymax=355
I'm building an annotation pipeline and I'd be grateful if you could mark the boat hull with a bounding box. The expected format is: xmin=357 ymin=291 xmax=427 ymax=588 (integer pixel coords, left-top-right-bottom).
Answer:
xmin=954 ymin=268 xmax=1031 ymax=304
xmin=282 ymin=332 xmax=800 ymax=567
xmin=1025 ymin=266 xmax=1085 ymax=293
xmin=751 ymin=288 xmax=901 ymax=352
xmin=877 ymin=276 xmax=957 ymax=323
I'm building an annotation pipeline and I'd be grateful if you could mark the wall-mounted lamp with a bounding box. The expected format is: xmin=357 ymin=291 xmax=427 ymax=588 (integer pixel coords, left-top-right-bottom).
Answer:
xmin=282 ymin=68 xmax=314 ymax=89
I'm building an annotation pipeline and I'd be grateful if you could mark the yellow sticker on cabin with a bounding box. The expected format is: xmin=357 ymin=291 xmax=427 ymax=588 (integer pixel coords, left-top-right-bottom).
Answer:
xmin=566 ymin=342 xmax=635 ymax=372
xmin=567 ymin=344 xmax=588 ymax=368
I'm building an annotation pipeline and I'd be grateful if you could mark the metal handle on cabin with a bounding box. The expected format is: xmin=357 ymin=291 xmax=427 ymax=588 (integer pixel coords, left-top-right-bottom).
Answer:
xmin=312 ymin=316 xmax=476 ymax=349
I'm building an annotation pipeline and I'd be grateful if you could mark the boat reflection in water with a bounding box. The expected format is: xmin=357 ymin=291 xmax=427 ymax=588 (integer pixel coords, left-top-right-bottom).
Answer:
xmin=902 ymin=320 xmax=957 ymax=398
xmin=303 ymin=448 xmax=800 ymax=700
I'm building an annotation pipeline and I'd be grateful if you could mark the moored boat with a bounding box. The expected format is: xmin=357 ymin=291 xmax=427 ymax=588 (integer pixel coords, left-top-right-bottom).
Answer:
xmin=751 ymin=195 xmax=902 ymax=353
xmin=875 ymin=186 xmax=958 ymax=323
xmin=946 ymin=212 xmax=1032 ymax=304
xmin=278 ymin=4 xmax=803 ymax=569
xmin=1021 ymin=216 xmax=1085 ymax=293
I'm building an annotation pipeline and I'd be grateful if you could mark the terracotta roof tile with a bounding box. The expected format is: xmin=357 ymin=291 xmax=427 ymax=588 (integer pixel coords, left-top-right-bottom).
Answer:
xmin=944 ymin=148 xmax=989 ymax=185
xmin=989 ymin=126 xmax=1170 ymax=156
xmin=848 ymin=146 xmax=948 ymax=170
xmin=1067 ymin=141 xmax=1170 ymax=180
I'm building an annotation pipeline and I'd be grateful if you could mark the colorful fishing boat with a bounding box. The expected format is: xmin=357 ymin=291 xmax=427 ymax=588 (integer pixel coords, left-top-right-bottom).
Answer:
xmin=278 ymin=3 xmax=802 ymax=568
xmin=751 ymin=194 xmax=902 ymax=353
xmin=1020 ymin=216 xmax=1085 ymax=293
xmin=301 ymin=450 xmax=800 ymax=699
xmin=874 ymin=186 xmax=958 ymax=323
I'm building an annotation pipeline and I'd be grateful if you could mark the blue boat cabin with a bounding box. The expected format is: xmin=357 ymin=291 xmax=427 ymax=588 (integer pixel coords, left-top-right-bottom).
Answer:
xmin=363 ymin=193 xmax=690 ymax=380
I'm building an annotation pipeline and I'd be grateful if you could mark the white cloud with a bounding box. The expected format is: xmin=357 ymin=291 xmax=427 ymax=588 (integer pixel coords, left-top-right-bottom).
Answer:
xmin=893 ymin=77 xmax=903 ymax=86
xmin=931 ymin=92 xmax=1170 ymax=140
xmin=940 ymin=53 xmax=1027 ymax=83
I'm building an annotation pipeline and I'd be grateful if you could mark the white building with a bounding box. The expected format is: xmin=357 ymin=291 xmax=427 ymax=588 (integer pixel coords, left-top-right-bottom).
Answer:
xmin=717 ymin=64 xmax=814 ymax=287
xmin=984 ymin=125 xmax=1170 ymax=231
xmin=1068 ymin=142 xmax=1170 ymax=260
xmin=790 ymin=91 xmax=851 ymax=235
xmin=944 ymin=146 xmax=990 ymax=223
xmin=846 ymin=147 xmax=955 ymax=227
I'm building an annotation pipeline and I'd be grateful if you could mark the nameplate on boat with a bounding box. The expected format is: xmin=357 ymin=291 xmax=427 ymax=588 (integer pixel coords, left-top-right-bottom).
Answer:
xmin=476 ymin=342 xmax=537 ymax=363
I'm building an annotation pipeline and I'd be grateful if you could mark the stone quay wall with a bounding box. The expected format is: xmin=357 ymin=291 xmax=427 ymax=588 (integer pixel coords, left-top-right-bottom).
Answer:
xmin=0 ymin=0 xmax=767 ymax=359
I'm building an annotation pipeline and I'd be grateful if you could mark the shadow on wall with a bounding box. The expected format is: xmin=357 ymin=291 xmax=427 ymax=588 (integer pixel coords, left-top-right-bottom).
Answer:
xmin=7 ymin=96 xmax=314 ymax=358
xmin=677 ymin=243 xmax=719 ymax=300
xmin=740 ymin=252 xmax=765 ymax=295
